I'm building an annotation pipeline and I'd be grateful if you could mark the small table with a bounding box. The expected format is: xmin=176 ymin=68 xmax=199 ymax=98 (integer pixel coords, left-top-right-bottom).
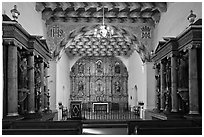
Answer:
xmin=93 ymin=103 xmax=109 ymax=113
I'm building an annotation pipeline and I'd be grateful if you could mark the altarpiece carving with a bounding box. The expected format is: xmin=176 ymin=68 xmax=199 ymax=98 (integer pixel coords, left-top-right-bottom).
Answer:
xmin=70 ymin=56 xmax=128 ymax=111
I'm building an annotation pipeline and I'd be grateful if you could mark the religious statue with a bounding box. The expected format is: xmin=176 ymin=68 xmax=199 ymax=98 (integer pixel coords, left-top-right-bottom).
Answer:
xmin=164 ymin=60 xmax=171 ymax=113
xmin=78 ymin=81 xmax=84 ymax=97
xmin=17 ymin=52 xmax=29 ymax=114
xmin=78 ymin=63 xmax=84 ymax=74
xmin=155 ymin=72 xmax=161 ymax=111
xmin=178 ymin=55 xmax=189 ymax=89
xmin=115 ymin=81 xmax=120 ymax=92
xmin=96 ymin=60 xmax=103 ymax=73
xmin=18 ymin=57 xmax=27 ymax=85
xmin=115 ymin=63 xmax=120 ymax=74
xmin=34 ymin=63 xmax=41 ymax=111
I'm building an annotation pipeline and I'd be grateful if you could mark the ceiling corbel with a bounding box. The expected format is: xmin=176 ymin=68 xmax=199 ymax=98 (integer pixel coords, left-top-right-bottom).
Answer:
xmin=36 ymin=2 xmax=45 ymax=12
xmin=155 ymin=2 xmax=167 ymax=12
xmin=42 ymin=8 xmax=53 ymax=21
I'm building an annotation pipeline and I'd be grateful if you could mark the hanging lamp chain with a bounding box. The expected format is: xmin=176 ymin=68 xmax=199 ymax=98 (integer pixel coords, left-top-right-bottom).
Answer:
xmin=102 ymin=6 xmax=104 ymax=26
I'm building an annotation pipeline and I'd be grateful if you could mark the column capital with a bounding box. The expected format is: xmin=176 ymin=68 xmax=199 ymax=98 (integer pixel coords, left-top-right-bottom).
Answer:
xmin=184 ymin=43 xmax=201 ymax=51
xmin=170 ymin=52 xmax=178 ymax=58
xmin=153 ymin=63 xmax=160 ymax=69
xmin=3 ymin=38 xmax=23 ymax=49
xmin=160 ymin=58 xmax=167 ymax=64
xmin=35 ymin=57 xmax=44 ymax=63
xmin=27 ymin=51 xmax=34 ymax=56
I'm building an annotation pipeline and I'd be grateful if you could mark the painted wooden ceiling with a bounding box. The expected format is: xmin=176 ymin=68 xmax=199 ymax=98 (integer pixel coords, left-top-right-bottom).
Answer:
xmin=36 ymin=2 xmax=167 ymax=24
xmin=36 ymin=2 xmax=167 ymax=61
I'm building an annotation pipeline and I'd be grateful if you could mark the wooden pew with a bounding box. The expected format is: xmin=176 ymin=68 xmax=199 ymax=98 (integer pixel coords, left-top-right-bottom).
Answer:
xmin=2 ymin=121 xmax=12 ymax=129
xmin=137 ymin=127 xmax=202 ymax=135
xmin=2 ymin=128 xmax=80 ymax=135
xmin=128 ymin=120 xmax=199 ymax=135
xmin=3 ymin=120 xmax=82 ymax=135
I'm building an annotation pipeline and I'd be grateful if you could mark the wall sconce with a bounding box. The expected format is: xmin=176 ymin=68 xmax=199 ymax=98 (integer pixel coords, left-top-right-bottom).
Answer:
xmin=187 ymin=10 xmax=196 ymax=24
xmin=10 ymin=5 xmax=20 ymax=21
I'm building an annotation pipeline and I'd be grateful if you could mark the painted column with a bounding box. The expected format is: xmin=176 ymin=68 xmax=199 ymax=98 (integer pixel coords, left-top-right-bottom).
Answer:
xmin=44 ymin=64 xmax=48 ymax=110
xmin=40 ymin=60 xmax=45 ymax=111
xmin=154 ymin=64 xmax=160 ymax=111
xmin=27 ymin=52 xmax=35 ymax=113
xmin=7 ymin=42 xmax=19 ymax=116
xmin=171 ymin=53 xmax=179 ymax=112
xmin=160 ymin=60 xmax=166 ymax=111
xmin=188 ymin=45 xmax=199 ymax=114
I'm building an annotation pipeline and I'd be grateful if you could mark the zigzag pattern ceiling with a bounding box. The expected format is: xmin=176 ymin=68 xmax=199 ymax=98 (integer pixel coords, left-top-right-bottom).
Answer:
xmin=36 ymin=2 xmax=165 ymax=62
xmin=64 ymin=25 xmax=139 ymax=57
xmin=36 ymin=2 xmax=167 ymax=24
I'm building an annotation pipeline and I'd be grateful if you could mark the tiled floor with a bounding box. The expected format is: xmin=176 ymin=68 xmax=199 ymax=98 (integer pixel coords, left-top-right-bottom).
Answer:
xmin=83 ymin=128 xmax=128 ymax=135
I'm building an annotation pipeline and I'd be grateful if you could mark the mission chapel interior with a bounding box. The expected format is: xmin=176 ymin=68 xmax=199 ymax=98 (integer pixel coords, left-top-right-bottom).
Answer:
xmin=2 ymin=2 xmax=202 ymax=135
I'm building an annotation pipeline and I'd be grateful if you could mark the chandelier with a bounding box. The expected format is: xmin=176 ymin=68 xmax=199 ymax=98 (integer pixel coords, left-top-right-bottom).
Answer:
xmin=94 ymin=6 xmax=114 ymax=39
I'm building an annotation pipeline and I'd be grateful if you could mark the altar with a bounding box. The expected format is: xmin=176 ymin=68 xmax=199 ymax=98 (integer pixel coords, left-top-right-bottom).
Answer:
xmin=93 ymin=103 xmax=109 ymax=113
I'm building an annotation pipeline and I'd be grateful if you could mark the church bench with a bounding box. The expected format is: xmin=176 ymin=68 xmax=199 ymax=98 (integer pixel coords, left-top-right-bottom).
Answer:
xmin=4 ymin=120 xmax=82 ymax=134
xmin=136 ymin=127 xmax=202 ymax=135
xmin=2 ymin=128 xmax=80 ymax=135
xmin=127 ymin=120 xmax=199 ymax=135
xmin=2 ymin=121 xmax=12 ymax=129
xmin=11 ymin=120 xmax=81 ymax=127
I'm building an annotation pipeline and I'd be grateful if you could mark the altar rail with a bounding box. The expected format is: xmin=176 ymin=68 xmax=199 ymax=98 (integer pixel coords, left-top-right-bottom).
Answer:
xmin=63 ymin=109 xmax=139 ymax=120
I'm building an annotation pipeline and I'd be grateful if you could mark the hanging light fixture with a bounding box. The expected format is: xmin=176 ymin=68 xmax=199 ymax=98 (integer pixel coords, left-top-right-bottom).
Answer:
xmin=94 ymin=6 xmax=114 ymax=39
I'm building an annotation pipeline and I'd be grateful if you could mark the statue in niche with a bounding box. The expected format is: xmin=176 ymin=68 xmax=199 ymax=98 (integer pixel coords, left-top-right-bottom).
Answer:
xmin=18 ymin=51 xmax=28 ymax=89
xmin=178 ymin=54 xmax=188 ymax=89
xmin=166 ymin=61 xmax=171 ymax=89
xmin=95 ymin=79 xmax=103 ymax=95
xmin=78 ymin=62 xmax=84 ymax=74
xmin=34 ymin=63 xmax=41 ymax=111
xmin=155 ymin=68 xmax=161 ymax=111
xmin=71 ymin=66 xmax=75 ymax=73
xmin=115 ymin=63 xmax=120 ymax=74
xmin=18 ymin=52 xmax=29 ymax=114
xmin=78 ymin=81 xmax=84 ymax=97
xmin=164 ymin=60 xmax=171 ymax=113
xmin=96 ymin=60 xmax=103 ymax=73
xmin=115 ymin=81 xmax=121 ymax=92
xmin=157 ymin=75 xmax=161 ymax=111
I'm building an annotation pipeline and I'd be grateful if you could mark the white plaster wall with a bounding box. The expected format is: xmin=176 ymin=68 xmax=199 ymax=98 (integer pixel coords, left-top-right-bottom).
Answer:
xmin=144 ymin=62 xmax=155 ymax=110
xmin=48 ymin=61 xmax=57 ymax=112
xmin=117 ymin=56 xmax=129 ymax=71
xmin=68 ymin=56 xmax=81 ymax=71
xmin=56 ymin=52 xmax=70 ymax=109
xmin=128 ymin=51 xmax=145 ymax=109
xmin=2 ymin=2 xmax=45 ymax=36
xmin=153 ymin=2 xmax=202 ymax=49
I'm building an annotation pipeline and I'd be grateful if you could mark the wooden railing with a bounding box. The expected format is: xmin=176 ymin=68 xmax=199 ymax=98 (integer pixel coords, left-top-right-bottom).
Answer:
xmin=63 ymin=109 xmax=139 ymax=120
